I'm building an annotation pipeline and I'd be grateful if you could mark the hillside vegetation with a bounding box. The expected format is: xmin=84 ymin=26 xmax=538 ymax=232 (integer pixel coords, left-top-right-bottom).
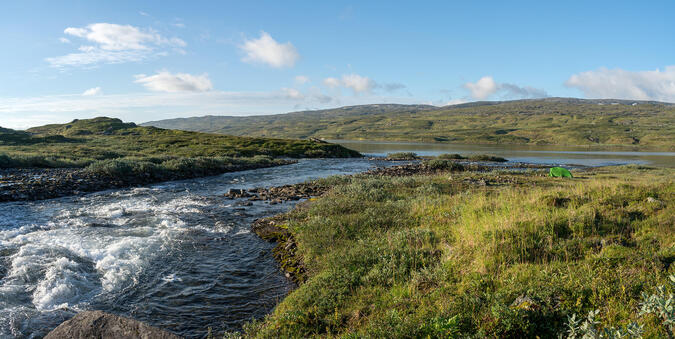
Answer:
xmin=0 ymin=117 xmax=360 ymax=168
xmin=243 ymin=165 xmax=674 ymax=338
xmin=144 ymin=98 xmax=675 ymax=150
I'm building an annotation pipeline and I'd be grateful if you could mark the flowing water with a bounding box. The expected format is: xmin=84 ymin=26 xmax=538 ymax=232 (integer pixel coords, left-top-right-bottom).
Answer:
xmin=1 ymin=145 xmax=672 ymax=338
xmin=0 ymin=159 xmax=389 ymax=338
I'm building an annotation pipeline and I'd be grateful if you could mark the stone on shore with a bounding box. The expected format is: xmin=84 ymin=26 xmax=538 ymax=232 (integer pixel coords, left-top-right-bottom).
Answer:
xmin=44 ymin=310 xmax=182 ymax=339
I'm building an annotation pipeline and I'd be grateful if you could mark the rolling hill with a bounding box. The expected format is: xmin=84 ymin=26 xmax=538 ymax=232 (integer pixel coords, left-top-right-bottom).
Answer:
xmin=0 ymin=117 xmax=360 ymax=168
xmin=143 ymin=98 xmax=675 ymax=150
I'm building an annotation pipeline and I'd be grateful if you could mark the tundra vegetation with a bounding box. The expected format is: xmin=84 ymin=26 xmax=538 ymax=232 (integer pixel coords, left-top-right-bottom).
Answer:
xmin=0 ymin=117 xmax=360 ymax=180
xmin=239 ymin=165 xmax=674 ymax=338
xmin=143 ymin=99 xmax=675 ymax=150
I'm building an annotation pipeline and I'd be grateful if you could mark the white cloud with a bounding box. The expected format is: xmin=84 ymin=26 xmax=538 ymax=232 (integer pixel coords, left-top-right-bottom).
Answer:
xmin=463 ymin=76 xmax=548 ymax=100
xmin=59 ymin=37 xmax=71 ymax=43
xmin=323 ymin=74 xmax=376 ymax=94
xmin=240 ymin=31 xmax=299 ymax=68
xmin=134 ymin=71 xmax=213 ymax=92
xmin=341 ymin=74 xmax=375 ymax=93
xmin=464 ymin=76 xmax=498 ymax=100
xmin=63 ymin=23 xmax=183 ymax=51
xmin=0 ymin=90 xmax=420 ymax=129
xmin=565 ymin=66 xmax=675 ymax=102
xmin=443 ymin=99 xmax=468 ymax=106
xmin=82 ymin=87 xmax=102 ymax=96
xmin=381 ymin=83 xmax=406 ymax=92
xmin=323 ymin=77 xmax=341 ymax=88
xmin=47 ymin=50 xmax=149 ymax=67
xmin=294 ymin=75 xmax=310 ymax=84
xmin=48 ymin=23 xmax=185 ymax=67
xmin=282 ymin=88 xmax=304 ymax=99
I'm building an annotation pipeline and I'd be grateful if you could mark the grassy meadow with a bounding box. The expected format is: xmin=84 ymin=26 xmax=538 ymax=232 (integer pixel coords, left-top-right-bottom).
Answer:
xmin=241 ymin=165 xmax=674 ymax=338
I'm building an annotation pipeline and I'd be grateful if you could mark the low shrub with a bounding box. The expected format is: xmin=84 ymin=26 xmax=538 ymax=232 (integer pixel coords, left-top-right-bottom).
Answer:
xmin=386 ymin=152 xmax=419 ymax=160
xmin=468 ymin=154 xmax=508 ymax=162
xmin=85 ymin=155 xmax=283 ymax=181
xmin=423 ymin=159 xmax=465 ymax=171
xmin=436 ymin=153 xmax=466 ymax=160
xmin=0 ymin=153 xmax=87 ymax=168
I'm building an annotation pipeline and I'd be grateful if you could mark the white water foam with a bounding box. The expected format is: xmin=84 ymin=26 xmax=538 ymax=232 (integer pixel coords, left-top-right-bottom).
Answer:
xmin=0 ymin=193 xmax=209 ymax=314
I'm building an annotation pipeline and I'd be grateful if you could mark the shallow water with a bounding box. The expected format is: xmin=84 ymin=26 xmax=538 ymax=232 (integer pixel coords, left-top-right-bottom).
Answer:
xmin=0 ymin=159 xmax=389 ymax=338
xmin=334 ymin=140 xmax=675 ymax=167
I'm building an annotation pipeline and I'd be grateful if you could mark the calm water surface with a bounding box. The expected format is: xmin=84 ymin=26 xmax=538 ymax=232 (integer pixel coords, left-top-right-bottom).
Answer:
xmin=334 ymin=140 xmax=675 ymax=167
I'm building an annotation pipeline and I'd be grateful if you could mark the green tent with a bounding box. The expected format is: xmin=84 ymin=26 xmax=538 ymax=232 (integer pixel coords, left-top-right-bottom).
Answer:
xmin=549 ymin=167 xmax=573 ymax=178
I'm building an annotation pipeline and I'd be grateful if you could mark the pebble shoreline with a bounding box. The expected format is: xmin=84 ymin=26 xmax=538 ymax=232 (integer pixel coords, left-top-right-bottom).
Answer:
xmin=0 ymin=161 xmax=294 ymax=203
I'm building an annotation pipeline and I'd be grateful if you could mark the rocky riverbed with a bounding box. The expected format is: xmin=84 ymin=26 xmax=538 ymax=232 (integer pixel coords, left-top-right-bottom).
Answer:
xmin=0 ymin=161 xmax=295 ymax=202
xmin=227 ymin=160 xmax=551 ymax=204
xmin=224 ymin=182 xmax=328 ymax=204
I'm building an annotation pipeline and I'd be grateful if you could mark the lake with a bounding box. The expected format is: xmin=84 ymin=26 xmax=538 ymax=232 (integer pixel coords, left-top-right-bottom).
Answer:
xmin=333 ymin=140 xmax=675 ymax=168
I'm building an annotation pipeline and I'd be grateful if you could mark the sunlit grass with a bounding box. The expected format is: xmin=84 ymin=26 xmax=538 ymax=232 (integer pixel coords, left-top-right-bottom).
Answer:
xmin=243 ymin=165 xmax=674 ymax=338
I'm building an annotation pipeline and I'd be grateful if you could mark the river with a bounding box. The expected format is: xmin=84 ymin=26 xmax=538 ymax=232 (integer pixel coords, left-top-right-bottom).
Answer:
xmin=0 ymin=159 xmax=392 ymax=338
xmin=1 ymin=144 xmax=672 ymax=338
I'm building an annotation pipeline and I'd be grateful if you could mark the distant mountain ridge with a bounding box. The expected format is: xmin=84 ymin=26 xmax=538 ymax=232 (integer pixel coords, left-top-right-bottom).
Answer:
xmin=142 ymin=98 xmax=675 ymax=150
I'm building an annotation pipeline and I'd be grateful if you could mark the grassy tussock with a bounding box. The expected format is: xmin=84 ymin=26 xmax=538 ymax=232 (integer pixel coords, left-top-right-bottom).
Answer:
xmin=244 ymin=166 xmax=674 ymax=338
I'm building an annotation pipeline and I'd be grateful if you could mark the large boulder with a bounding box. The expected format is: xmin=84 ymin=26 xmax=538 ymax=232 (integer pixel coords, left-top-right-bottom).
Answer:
xmin=44 ymin=310 xmax=182 ymax=339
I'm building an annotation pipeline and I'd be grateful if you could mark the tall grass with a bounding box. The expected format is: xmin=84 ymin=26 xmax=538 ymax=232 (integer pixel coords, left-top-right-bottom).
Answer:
xmin=243 ymin=166 xmax=674 ymax=338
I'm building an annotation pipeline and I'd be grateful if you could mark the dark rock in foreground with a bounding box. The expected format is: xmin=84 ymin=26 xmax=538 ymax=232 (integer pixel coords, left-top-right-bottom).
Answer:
xmin=44 ymin=310 xmax=182 ymax=339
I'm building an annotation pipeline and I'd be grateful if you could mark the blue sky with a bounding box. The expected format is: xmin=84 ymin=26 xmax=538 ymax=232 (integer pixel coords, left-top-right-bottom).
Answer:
xmin=1 ymin=1 xmax=674 ymax=128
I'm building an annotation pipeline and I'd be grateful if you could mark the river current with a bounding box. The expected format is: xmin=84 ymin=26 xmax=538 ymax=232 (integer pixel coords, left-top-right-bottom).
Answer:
xmin=0 ymin=159 xmax=389 ymax=338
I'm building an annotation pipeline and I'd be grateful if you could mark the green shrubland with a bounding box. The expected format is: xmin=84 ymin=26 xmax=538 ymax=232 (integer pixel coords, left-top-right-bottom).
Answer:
xmin=0 ymin=117 xmax=360 ymax=170
xmin=144 ymin=99 xmax=675 ymax=150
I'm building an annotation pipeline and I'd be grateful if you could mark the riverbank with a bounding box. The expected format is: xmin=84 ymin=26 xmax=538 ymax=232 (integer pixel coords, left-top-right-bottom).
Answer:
xmin=0 ymin=117 xmax=365 ymax=202
xmin=244 ymin=164 xmax=674 ymax=338
xmin=0 ymin=157 xmax=293 ymax=202
xmin=246 ymin=160 xmax=552 ymax=285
